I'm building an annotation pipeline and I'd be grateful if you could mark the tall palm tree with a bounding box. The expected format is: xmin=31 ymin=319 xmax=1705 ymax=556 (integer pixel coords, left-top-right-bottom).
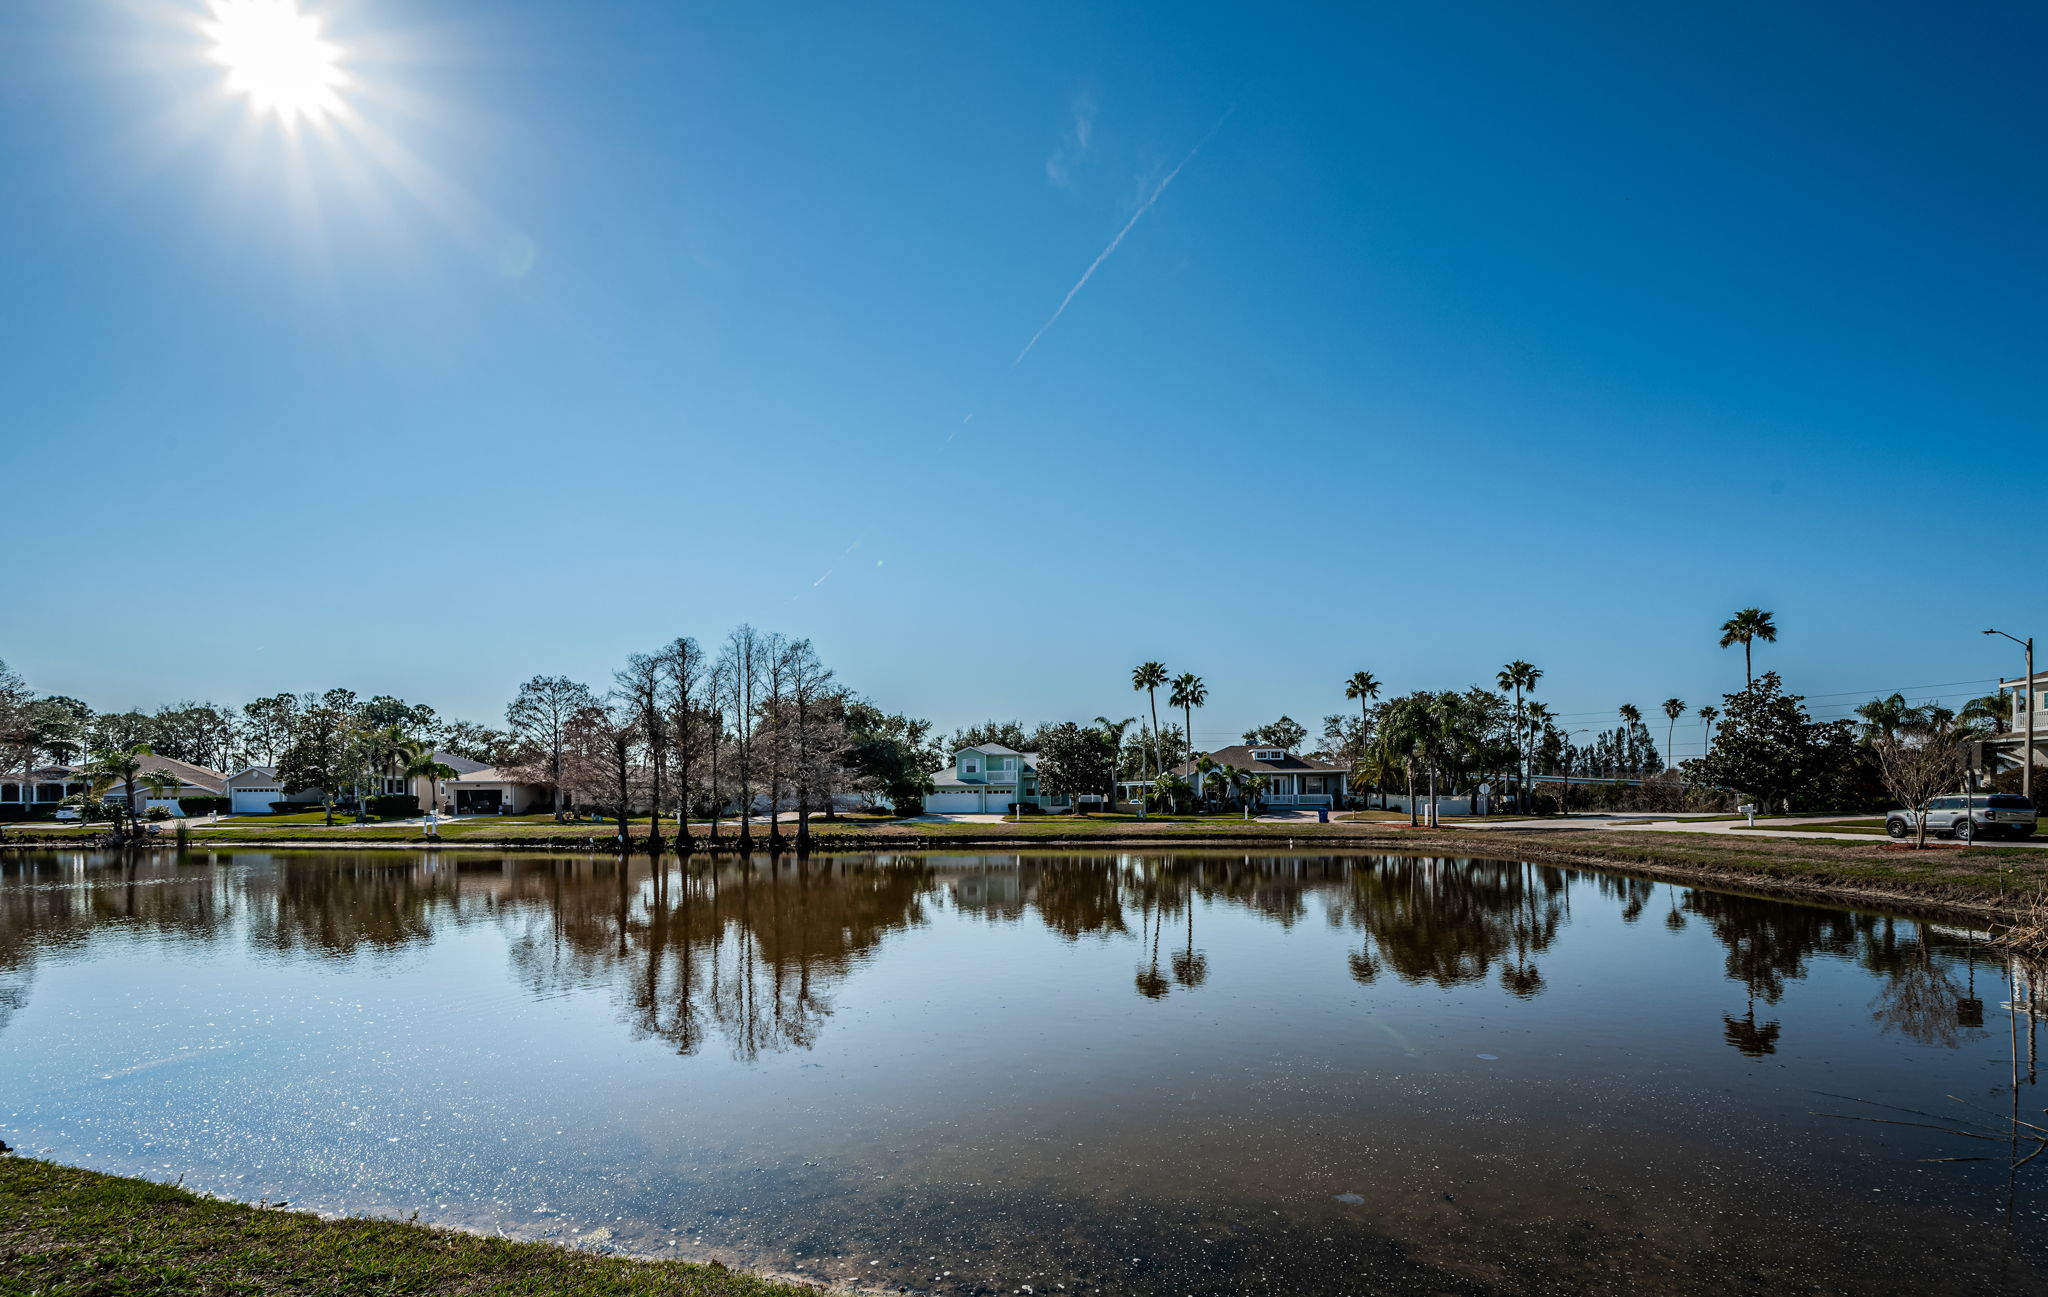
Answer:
xmin=1169 ymin=673 xmax=1207 ymax=771
xmin=1661 ymin=698 xmax=1686 ymax=769
xmin=1718 ymin=608 xmax=1778 ymax=685
xmin=1352 ymin=742 xmax=1399 ymax=811
xmin=1495 ymin=661 xmax=1541 ymax=810
xmin=1697 ymin=704 xmax=1718 ymax=755
xmin=1131 ymin=662 xmax=1168 ymax=778
xmin=1094 ymin=715 xmax=1136 ymax=806
xmin=1343 ymin=671 xmax=1381 ymax=731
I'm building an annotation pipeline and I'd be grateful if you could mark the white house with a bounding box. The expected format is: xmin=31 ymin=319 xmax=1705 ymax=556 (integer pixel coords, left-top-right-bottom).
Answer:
xmin=923 ymin=744 xmax=1072 ymax=814
xmin=1988 ymin=669 xmax=2047 ymax=788
xmin=1146 ymin=744 xmax=1352 ymax=809
xmin=224 ymin=751 xmax=503 ymax=815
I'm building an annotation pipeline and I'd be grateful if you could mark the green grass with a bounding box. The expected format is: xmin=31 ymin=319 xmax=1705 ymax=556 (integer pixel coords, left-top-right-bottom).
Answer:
xmin=0 ymin=1155 xmax=809 ymax=1296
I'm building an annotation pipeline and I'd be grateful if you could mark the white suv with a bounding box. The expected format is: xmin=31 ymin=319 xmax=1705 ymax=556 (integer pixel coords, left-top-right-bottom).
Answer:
xmin=1886 ymin=794 xmax=2036 ymax=842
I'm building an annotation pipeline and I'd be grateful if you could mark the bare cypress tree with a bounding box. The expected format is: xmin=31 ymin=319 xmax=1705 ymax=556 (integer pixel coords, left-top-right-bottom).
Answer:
xmin=661 ymin=636 xmax=706 ymax=854
xmin=616 ymin=653 xmax=665 ymax=851
xmin=718 ymin=627 xmax=763 ymax=850
xmin=758 ymin=632 xmax=794 ymax=851
xmin=706 ymin=654 xmax=731 ymax=844
xmin=564 ymin=700 xmax=640 ymax=846
xmin=785 ymin=639 xmax=841 ymax=853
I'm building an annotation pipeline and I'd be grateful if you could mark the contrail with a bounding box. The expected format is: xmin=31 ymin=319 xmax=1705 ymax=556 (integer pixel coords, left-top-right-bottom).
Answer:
xmin=1014 ymin=108 xmax=1233 ymax=365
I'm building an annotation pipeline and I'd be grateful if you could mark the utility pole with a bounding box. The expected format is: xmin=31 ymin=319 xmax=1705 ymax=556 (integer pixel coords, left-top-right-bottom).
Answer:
xmin=1985 ymin=629 xmax=2035 ymax=803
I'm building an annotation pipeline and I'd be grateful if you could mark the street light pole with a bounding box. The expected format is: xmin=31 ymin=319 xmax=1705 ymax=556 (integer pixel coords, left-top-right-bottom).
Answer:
xmin=1985 ymin=629 xmax=2035 ymax=804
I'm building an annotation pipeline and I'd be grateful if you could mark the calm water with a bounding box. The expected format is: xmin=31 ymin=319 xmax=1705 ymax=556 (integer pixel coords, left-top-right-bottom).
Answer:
xmin=2 ymin=849 xmax=2044 ymax=1295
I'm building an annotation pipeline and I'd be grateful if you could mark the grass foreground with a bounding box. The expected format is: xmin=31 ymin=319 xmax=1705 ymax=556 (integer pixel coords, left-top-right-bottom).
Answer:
xmin=0 ymin=1154 xmax=815 ymax=1297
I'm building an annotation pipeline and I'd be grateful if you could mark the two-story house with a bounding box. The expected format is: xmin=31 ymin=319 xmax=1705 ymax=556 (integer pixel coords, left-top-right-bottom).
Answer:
xmin=923 ymin=744 xmax=1070 ymax=814
xmin=1988 ymin=669 xmax=2047 ymax=789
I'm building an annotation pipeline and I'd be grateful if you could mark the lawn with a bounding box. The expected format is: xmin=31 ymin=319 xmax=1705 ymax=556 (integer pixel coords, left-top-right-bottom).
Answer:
xmin=0 ymin=1155 xmax=809 ymax=1296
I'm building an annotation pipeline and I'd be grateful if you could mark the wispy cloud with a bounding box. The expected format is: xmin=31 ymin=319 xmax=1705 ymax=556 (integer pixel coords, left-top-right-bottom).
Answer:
xmin=1015 ymin=108 xmax=1233 ymax=366
xmin=1045 ymin=92 xmax=1097 ymax=187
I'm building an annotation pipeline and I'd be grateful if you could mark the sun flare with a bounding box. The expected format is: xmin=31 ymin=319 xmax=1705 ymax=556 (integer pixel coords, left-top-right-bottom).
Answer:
xmin=204 ymin=0 xmax=349 ymax=126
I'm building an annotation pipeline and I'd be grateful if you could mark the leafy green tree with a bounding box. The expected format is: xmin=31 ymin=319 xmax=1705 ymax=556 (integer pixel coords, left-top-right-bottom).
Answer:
xmin=276 ymin=704 xmax=354 ymax=825
xmin=360 ymin=695 xmax=441 ymax=740
xmin=947 ymin=719 xmax=1040 ymax=752
xmin=1686 ymin=673 xmax=1864 ymax=813
xmin=842 ymin=702 xmax=942 ymax=811
xmin=1131 ymin=662 xmax=1168 ymax=777
xmin=1718 ymin=607 xmax=1778 ymax=685
xmin=240 ymin=693 xmax=302 ymax=765
xmin=1037 ymin=721 xmax=1116 ymax=815
xmin=26 ymin=695 xmax=93 ymax=766
xmin=1854 ymin=692 xmax=1923 ymax=743
xmin=1241 ymin=716 xmax=1308 ymax=751
xmin=403 ymin=749 xmax=460 ymax=818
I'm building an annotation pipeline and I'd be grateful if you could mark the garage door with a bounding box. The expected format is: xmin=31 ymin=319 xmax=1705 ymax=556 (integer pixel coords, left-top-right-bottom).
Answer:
xmin=232 ymin=786 xmax=281 ymax=814
xmin=923 ymin=791 xmax=986 ymax=813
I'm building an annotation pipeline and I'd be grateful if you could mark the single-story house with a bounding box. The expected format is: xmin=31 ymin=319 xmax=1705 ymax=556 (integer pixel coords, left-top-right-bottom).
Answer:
xmin=1136 ymin=744 xmax=1352 ymax=809
xmin=225 ymin=751 xmax=503 ymax=815
xmin=441 ymin=764 xmax=549 ymax=815
xmin=4 ymin=756 xmax=226 ymax=814
xmin=923 ymin=744 xmax=1073 ymax=814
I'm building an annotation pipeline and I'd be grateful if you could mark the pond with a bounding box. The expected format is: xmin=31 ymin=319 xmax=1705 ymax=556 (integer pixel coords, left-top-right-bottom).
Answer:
xmin=1 ymin=848 xmax=2043 ymax=1294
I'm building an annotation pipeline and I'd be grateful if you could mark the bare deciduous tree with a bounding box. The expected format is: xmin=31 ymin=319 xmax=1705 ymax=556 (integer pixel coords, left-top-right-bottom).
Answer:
xmin=1873 ymin=721 xmax=1971 ymax=849
xmin=661 ymin=637 xmax=707 ymax=853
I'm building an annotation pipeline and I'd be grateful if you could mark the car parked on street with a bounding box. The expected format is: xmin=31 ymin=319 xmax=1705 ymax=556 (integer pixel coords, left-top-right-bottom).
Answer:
xmin=1886 ymin=794 xmax=2036 ymax=842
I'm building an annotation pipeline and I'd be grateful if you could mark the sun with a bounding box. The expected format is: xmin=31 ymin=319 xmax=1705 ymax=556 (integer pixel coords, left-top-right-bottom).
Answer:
xmin=204 ymin=0 xmax=349 ymax=127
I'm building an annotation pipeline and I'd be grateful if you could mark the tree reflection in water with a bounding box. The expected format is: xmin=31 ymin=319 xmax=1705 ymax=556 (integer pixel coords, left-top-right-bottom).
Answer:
xmin=0 ymin=849 xmax=2022 ymax=1067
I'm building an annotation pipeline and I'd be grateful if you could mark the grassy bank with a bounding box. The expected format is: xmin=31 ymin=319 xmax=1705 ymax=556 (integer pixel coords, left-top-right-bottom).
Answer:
xmin=0 ymin=1155 xmax=814 ymax=1296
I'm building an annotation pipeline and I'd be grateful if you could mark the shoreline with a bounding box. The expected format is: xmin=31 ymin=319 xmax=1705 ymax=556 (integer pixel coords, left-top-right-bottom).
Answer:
xmin=0 ymin=1154 xmax=839 ymax=1295
xmin=4 ymin=820 xmax=2043 ymax=932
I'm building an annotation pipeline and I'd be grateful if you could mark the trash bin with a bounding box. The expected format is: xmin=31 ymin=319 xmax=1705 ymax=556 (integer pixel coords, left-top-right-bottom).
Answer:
xmin=1317 ymin=808 xmax=1329 ymax=824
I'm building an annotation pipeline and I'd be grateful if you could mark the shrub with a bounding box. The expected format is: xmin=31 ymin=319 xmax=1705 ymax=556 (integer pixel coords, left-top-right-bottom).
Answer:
xmin=179 ymin=796 xmax=230 ymax=816
xmin=367 ymin=794 xmax=421 ymax=819
xmin=144 ymin=806 xmax=173 ymax=821
xmin=268 ymin=801 xmax=307 ymax=815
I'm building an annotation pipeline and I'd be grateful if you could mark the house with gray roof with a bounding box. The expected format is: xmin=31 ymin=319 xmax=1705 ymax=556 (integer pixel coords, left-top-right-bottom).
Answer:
xmin=923 ymin=743 xmax=1072 ymax=814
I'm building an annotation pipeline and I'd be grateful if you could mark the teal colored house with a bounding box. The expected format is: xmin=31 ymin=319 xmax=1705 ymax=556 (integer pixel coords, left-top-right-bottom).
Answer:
xmin=922 ymin=744 xmax=1071 ymax=814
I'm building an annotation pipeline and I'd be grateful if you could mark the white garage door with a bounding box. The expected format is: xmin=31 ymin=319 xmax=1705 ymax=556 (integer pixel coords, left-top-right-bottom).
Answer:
xmin=923 ymin=791 xmax=988 ymax=813
xmin=232 ymin=786 xmax=281 ymax=814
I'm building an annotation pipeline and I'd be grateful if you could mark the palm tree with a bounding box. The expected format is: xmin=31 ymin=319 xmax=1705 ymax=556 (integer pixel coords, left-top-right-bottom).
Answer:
xmin=1523 ymin=703 xmax=1554 ymax=812
xmin=1192 ymin=752 xmax=1217 ymax=808
xmin=1718 ymin=608 xmax=1778 ymax=685
xmin=1661 ymin=698 xmax=1687 ymax=769
xmin=1169 ymin=673 xmax=1207 ymax=771
xmin=1958 ymin=694 xmax=2009 ymax=734
xmin=403 ymin=750 xmax=460 ymax=819
xmin=1352 ymin=742 xmax=1399 ymax=811
xmin=1343 ymin=670 xmax=1381 ymax=730
xmin=81 ymin=744 xmax=153 ymax=837
xmin=1131 ymin=662 xmax=1168 ymax=778
xmin=1495 ymin=661 xmax=1541 ymax=810
xmin=1698 ymin=704 xmax=1719 ymax=755
xmin=1854 ymin=693 xmax=1919 ymax=743
xmin=1094 ymin=716 xmax=1136 ymax=807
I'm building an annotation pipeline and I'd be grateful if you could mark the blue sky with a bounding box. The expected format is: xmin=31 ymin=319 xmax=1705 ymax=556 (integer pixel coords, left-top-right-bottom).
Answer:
xmin=2 ymin=0 xmax=2041 ymax=758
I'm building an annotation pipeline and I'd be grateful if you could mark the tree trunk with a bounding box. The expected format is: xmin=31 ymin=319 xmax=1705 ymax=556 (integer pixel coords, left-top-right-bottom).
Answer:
xmin=796 ymin=783 xmax=812 ymax=854
xmin=614 ymin=736 xmax=631 ymax=848
xmin=1406 ymin=766 xmax=1417 ymax=827
xmin=1149 ymin=690 xmax=1163 ymax=778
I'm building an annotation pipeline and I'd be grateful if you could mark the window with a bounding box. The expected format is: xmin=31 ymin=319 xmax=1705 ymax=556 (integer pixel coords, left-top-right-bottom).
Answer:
xmin=1252 ymin=749 xmax=1285 ymax=762
xmin=0 ymin=783 xmax=16 ymax=802
xmin=1988 ymin=795 xmax=2033 ymax=811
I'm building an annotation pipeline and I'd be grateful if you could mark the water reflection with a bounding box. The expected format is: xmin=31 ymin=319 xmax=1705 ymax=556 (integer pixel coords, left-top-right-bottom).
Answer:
xmin=2 ymin=849 xmax=2045 ymax=1295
